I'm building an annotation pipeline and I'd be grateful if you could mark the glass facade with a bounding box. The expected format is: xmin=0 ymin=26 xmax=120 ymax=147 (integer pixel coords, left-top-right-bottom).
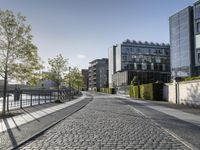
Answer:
xmin=169 ymin=7 xmax=194 ymax=77
xmin=110 ymin=40 xmax=170 ymax=87
xmin=120 ymin=45 xmax=170 ymax=73
xmin=194 ymin=1 xmax=200 ymax=74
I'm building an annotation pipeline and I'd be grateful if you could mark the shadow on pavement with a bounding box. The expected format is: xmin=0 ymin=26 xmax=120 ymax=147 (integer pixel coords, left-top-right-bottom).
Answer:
xmin=3 ymin=118 xmax=18 ymax=147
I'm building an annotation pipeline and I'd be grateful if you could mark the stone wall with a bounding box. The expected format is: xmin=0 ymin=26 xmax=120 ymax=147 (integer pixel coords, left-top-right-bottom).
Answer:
xmin=163 ymin=80 xmax=200 ymax=106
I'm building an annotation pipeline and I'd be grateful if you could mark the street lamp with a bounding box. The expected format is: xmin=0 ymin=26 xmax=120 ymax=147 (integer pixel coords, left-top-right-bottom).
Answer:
xmin=68 ymin=67 xmax=71 ymax=100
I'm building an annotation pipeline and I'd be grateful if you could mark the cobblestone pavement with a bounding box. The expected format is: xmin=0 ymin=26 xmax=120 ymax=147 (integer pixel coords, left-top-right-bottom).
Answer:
xmin=21 ymin=93 xmax=189 ymax=150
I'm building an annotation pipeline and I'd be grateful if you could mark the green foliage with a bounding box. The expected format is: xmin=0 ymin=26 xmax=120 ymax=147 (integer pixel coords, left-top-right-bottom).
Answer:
xmin=0 ymin=9 xmax=43 ymax=114
xmin=48 ymin=54 xmax=68 ymax=87
xmin=64 ymin=67 xmax=84 ymax=91
xmin=129 ymin=83 xmax=164 ymax=100
xmin=182 ymin=76 xmax=200 ymax=81
xmin=140 ymin=84 xmax=153 ymax=100
xmin=100 ymin=88 xmax=115 ymax=94
xmin=129 ymin=85 xmax=139 ymax=98
xmin=0 ymin=10 xmax=43 ymax=82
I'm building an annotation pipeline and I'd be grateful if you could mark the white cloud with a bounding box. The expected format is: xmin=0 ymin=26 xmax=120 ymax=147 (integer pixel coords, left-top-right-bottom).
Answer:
xmin=77 ymin=54 xmax=86 ymax=59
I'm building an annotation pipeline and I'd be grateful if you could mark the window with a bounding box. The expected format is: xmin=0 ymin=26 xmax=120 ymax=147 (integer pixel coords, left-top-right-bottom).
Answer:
xmin=137 ymin=64 xmax=142 ymax=70
xmin=122 ymin=55 xmax=127 ymax=61
xmin=142 ymin=63 xmax=147 ymax=70
xmin=198 ymin=53 xmax=200 ymax=63
xmin=155 ymin=57 xmax=161 ymax=63
xmin=197 ymin=22 xmax=200 ymax=33
xmin=151 ymin=63 xmax=154 ymax=70
xmin=195 ymin=4 xmax=200 ymax=19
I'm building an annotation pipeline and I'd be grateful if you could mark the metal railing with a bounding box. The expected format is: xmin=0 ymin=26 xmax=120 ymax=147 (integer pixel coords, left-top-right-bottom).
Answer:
xmin=0 ymin=87 xmax=79 ymax=113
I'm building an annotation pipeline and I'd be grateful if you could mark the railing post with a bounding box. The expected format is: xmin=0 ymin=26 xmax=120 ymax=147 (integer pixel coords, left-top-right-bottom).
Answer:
xmin=30 ymin=94 xmax=32 ymax=106
xmin=7 ymin=94 xmax=9 ymax=112
xmin=38 ymin=94 xmax=40 ymax=105
xmin=45 ymin=93 xmax=47 ymax=103
xmin=49 ymin=92 xmax=51 ymax=103
xmin=20 ymin=93 xmax=22 ymax=108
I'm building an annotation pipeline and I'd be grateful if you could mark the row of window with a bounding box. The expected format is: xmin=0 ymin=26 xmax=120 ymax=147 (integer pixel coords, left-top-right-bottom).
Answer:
xmin=121 ymin=55 xmax=170 ymax=64
xmin=122 ymin=63 xmax=170 ymax=72
xmin=121 ymin=47 xmax=169 ymax=56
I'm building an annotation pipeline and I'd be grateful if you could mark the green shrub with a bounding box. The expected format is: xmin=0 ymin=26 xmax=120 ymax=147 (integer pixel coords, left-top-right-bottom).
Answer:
xmin=130 ymin=83 xmax=164 ymax=100
xmin=129 ymin=85 xmax=139 ymax=98
xmin=140 ymin=83 xmax=153 ymax=100
xmin=183 ymin=76 xmax=200 ymax=81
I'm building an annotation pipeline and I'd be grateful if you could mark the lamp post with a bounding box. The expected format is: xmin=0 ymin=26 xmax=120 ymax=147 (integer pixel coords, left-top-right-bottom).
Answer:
xmin=68 ymin=67 xmax=71 ymax=100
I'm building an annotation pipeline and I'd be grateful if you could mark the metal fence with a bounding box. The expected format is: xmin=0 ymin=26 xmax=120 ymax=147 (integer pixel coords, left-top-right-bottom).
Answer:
xmin=0 ymin=87 xmax=78 ymax=113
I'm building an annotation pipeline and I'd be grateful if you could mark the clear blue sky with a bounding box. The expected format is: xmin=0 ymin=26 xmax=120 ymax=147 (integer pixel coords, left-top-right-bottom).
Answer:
xmin=1 ymin=0 xmax=195 ymax=69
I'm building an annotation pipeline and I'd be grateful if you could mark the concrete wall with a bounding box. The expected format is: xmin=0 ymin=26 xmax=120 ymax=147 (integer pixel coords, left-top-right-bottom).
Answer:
xmin=163 ymin=80 xmax=200 ymax=106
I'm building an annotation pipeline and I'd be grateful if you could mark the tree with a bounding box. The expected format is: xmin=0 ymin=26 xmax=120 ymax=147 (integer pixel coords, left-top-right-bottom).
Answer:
xmin=0 ymin=10 xmax=43 ymax=114
xmin=48 ymin=54 xmax=68 ymax=98
xmin=64 ymin=67 xmax=84 ymax=92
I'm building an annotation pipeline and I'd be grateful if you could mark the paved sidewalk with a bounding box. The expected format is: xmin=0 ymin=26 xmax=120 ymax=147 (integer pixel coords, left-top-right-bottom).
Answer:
xmin=116 ymin=95 xmax=200 ymax=127
xmin=0 ymin=92 xmax=92 ymax=149
xmin=0 ymin=94 xmax=86 ymax=133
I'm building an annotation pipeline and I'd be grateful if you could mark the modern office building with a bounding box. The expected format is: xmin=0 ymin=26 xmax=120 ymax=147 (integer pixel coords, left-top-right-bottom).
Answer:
xmin=194 ymin=0 xmax=200 ymax=75
xmin=169 ymin=1 xmax=200 ymax=78
xmin=81 ymin=69 xmax=89 ymax=90
xmin=109 ymin=40 xmax=170 ymax=87
xmin=88 ymin=58 xmax=108 ymax=91
xmin=169 ymin=6 xmax=195 ymax=78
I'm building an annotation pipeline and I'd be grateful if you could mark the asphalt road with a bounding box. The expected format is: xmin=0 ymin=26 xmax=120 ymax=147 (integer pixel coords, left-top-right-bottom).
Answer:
xmin=19 ymin=92 xmax=199 ymax=150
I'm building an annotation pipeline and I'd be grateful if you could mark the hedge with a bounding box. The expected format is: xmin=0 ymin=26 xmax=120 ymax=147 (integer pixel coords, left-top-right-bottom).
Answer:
xmin=100 ymin=88 xmax=116 ymax=94
xmin=183 ymin=76 xmax=200 ymax=81
xmin=129 ymin=83 xmax=164 ymax=100
xmin=129 ymin=85 xmax=139 ymax=98
xmin=140 ymin=83 xmax=153 ymax=100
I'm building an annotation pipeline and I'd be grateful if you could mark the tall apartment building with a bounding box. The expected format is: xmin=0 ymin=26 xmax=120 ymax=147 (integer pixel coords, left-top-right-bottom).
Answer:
xmin=88 ymin=58 xmax=108 ymax=91
xmin=81 ymin=69 xmax=89 ymax=90
xmin=169 ymin=0 xmax=200 ymax=77
xmin=109 ymin=40 xmax=170 ymax=87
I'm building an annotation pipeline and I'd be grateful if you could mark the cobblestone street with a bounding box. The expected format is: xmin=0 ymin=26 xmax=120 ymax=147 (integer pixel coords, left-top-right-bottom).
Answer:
xmin=21 ymin=93 xmax=189 ymax=150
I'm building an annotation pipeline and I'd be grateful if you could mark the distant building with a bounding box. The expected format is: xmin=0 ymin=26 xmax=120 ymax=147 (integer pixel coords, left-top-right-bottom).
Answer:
xmin=88 ymin=58 xmax=108 ymax=91
xmin=169 ymin=6 xmax=195 ymax=77
xmin=81 ymin=69 xmax=89 ymax=90
xmin=109 ymin=40 xmax=170 ymax=87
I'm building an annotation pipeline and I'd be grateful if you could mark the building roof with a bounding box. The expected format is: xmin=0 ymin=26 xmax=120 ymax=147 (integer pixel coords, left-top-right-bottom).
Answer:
xmin=121 ymin=39 xmax=169 ymax=47
xmin=89 ymin=58 xmax=108 ymax=64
